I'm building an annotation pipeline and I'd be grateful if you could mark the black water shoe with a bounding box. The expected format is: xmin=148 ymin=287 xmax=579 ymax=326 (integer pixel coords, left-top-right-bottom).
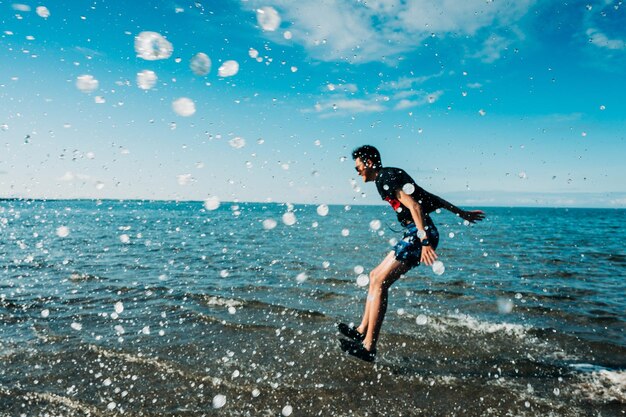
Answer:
xmin=337 ymin=322 xmax=365 ymax=341
xmin=340 ymin=338 xmax=376 ymax=362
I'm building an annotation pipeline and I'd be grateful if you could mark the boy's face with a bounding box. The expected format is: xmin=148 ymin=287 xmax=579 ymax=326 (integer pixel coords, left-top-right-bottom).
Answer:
xmin=354 ymin=157 xmax=376 ymax=182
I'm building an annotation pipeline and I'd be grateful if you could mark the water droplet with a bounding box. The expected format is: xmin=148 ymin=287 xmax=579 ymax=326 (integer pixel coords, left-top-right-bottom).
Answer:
xmin=71 ymin=322 xmax=82 ymax=331
xmin=432 ymin=260 xmax=445 ymax=275
xmin=137 ymin=70 xmax=157 ymax=90
xmin=415 ymin=314 xmax=428 ymax=325
xmin=119 ymin=234 xmax=130 ymax=244
xmin=356 ymin=274 xmax=369 ymax=287
xmin=478 ymin=109 xmax=486 ymax=116
xmin=296 ymin=272 xmax=307 ymax=283
xmin=341 ymin=228 xmax=350 ymax=237
xmin=218 ymin=60 xmax=239 ymax=77
xmin=212 ymin=394 xmax=226 ymax=409
xmin=36 ymin=6 xmax=50 ymax=18
xmin=282 ymin=405 xmax=293 ymax=416
xmin=402 ymin=183 xmax=415 ymax=195
xmin=76 ymin=74 xmax=98 ymax=93
xmin=316 ymin=204 xmax=329 ymax=216
xmin=448 ymin=232 xmax=455 ymax=238
xmin=41 ymin=309 xmax=50 ymax=318
xmin=256 ymin=7 xmax=281 ymax=31
xmin=114 ymin=301 xmax=124 ymax=314
xmin=262 ymin=219 xmax=277 ymax=230
xmin=135 ymin=31 xmax=173 ymax=61
xmin=172 ymin=97 xmax=196 ymax=117
xmin=56 ymin=226 xmax=70 ymax=238
xmin=369 ymin=219 xmax=381 ymax=231
xmin=282 ymin=212 xmax=296 ymax=226
xmin=204 ymin=196 xmax=220 ymax=211
xmin=229 ymin=137 xmax=245 ymax=149
xmin=497 ymin=298 xmax=514 ymax=314
xmin=190 ymin=52 xmax=211 ymax=76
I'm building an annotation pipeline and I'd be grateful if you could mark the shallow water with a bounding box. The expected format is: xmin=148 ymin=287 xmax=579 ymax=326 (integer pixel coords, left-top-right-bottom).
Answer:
xmin=1 ymin=200 xmax=624 ymax=416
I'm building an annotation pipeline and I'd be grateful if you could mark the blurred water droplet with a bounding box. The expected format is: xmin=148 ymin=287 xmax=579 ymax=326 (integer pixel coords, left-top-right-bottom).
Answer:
xmin=229 ymin=137 xmax=245 ymax=149
xmin=218 ymin=60 xmax=239 ymax=77
xmin=172 ymin=97 xmax=195 ymax=116
xmin=415 ymin=314 xmax=428 ymax=325
xmin=56 ymin=226 xmax=69 ymax=238
xmin=282 ymin=212 xmax=296 ymax=226
xmin=369 ymin=219 xmax=381 ymax=231
xmin=212 ymin=394 xmax=226 ymax=409
xmin=316 ymin=204 xmax=329 ymax=216
xmin=36 ymin=6 xmax=50 ymax=18
xmin=76 ymin=74 xmax=98 ymax=93
xmin=190 ymin=52 xmax=211 ymax=75
xmin=256 ymin=7 xmax=281 ymax=31
xmin=432 ymin=260 xmax=445 ymax=275
xmin=204 ymin=196 xmax=220 ymax=211
xmin=402 ymin=183 xmax=415 ymax=195
xmin=135 ymin=31 xmax=173 ymax=61
xmin=356 ymin=274 xmax=369 ymax=287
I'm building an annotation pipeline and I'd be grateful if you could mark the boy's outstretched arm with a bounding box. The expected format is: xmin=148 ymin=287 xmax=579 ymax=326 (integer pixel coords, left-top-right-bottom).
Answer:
xmin=430 ymin=195 xmax=485 ymax=223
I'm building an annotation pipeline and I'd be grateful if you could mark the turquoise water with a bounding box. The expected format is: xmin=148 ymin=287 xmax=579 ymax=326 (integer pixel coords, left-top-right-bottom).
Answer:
xmin=1 ymin=200 xmax=624 ymax=416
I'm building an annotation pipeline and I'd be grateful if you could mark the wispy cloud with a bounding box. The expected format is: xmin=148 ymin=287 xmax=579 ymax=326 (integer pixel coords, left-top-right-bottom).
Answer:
xmin=394 ymin=90 xmax=443 ymax=110
xmin=311 ymin=98 xmax=385 ymax=118
xmin=586 ymin=28 xmax=625 ymax=51
xmin=246 ymin=0 xmax=536 ymax=64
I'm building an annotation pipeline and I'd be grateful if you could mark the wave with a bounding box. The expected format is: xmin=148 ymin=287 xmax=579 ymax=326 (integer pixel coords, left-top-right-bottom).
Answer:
xmin=569 ymin=365 xmax=626 ymax=403
xmin=0 ymin=386 xmax=102 ymax=416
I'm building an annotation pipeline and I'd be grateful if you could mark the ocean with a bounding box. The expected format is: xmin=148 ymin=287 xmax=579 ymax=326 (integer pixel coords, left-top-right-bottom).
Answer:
xmin=1 ymin=199 xmax=624 ymax=416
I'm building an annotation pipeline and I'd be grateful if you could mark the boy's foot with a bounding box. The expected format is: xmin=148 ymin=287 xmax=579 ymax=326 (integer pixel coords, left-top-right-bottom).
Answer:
xmin=339 ymin=338 xmax=376 ymax=362
xmin=337 ymin=322 xmax=365 ymax=341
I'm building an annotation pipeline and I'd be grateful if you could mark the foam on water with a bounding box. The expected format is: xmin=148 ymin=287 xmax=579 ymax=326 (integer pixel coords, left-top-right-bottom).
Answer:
xmin=570 ymin=366 xmax=626 ymax=403
xmin=425 ymin=313 xmax=531 ymax=339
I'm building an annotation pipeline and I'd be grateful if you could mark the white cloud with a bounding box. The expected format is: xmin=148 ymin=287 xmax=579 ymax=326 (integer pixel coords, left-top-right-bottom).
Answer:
xmin=312 ymin=98 xmax=385 ymax=117
xmin=586 ymin=28 xmax=625 ymax=51
xmin=326 ymin=83 xmax=358 ymax=93
xmin=469 ymin=34 xmax=512 ymax=63
xmin=58 ymin=171 xmax=92 ymax=182
xmin=247 ymin=0 xmax=535 ymax=63
xmin=394 ymin=90 xmax=443 ymax=110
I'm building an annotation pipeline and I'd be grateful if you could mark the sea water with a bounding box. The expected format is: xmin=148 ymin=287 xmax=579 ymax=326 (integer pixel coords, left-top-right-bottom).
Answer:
xmin=1 ymin=200 xmax=624 ymax=416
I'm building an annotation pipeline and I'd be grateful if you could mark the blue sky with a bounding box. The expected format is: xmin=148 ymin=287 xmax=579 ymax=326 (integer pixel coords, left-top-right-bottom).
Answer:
xmin=0 ymin=0 xmax=624 ymax=207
